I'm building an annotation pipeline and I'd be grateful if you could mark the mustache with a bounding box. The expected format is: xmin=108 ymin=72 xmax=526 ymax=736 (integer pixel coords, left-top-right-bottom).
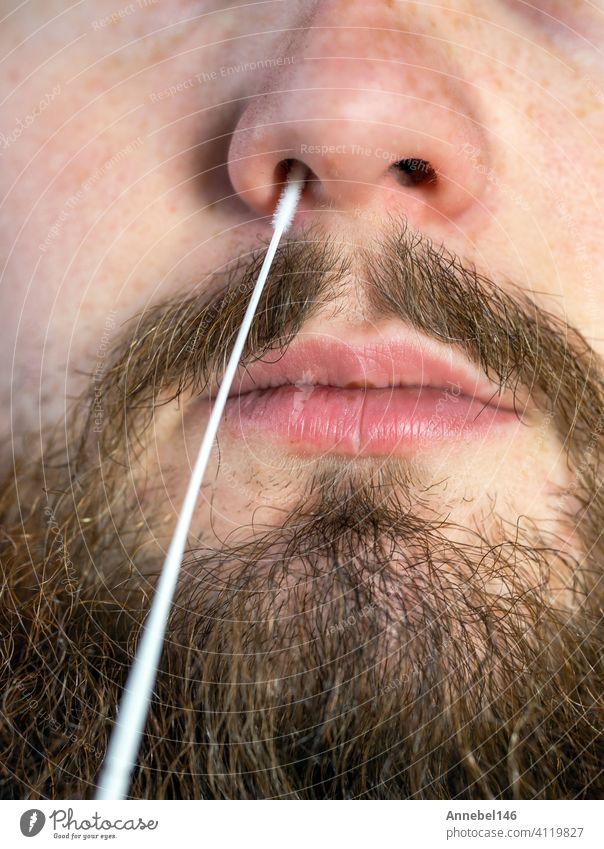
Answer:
xmin=367 ymin=229 xmax=602 ymax=450
xmin=89 ymin=222 xmax=602 ymax=455
xmin=93 ymin=235 xmax=346 ymax=436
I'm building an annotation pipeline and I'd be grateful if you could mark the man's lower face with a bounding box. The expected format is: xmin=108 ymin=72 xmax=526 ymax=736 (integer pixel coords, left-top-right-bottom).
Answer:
xmin=1 ymin=228 xmax=603 ymax=799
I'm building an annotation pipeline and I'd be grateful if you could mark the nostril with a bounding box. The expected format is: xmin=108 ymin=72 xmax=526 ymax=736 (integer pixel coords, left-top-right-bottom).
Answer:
xmin=390 ymin=158 xmax=437 ymax=188
xmin=276 ymin=158 xmax=296 ymax=181
xmin=276 ymin=157 xmax=313 ymax=195
xmin=277 ymin=158 xmax=312 ymax=182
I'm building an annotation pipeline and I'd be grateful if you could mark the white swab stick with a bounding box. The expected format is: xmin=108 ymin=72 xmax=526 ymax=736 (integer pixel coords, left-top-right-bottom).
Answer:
xmin=95 ymin=162 xmax=307 ymax=801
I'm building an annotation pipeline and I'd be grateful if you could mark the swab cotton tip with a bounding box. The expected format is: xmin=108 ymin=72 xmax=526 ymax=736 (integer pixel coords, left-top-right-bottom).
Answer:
xmin=272 ymin=162 xmax=307 ymax=232
xmin=95 ymin=163 xmax=306 ymax=802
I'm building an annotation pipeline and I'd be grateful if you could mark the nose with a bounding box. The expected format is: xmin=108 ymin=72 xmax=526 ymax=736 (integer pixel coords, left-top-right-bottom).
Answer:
xmin=227 ymin=3 xmax=488 ymax=227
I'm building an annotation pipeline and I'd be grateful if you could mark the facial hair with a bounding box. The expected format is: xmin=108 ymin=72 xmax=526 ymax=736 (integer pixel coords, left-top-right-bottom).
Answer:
xmin=0 ymin=224 xmax=602 ymax=799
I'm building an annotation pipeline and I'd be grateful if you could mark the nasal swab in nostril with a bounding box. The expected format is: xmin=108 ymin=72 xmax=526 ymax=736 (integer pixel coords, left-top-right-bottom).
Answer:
xmin=95 ymin=162 xmax=307 ymax=801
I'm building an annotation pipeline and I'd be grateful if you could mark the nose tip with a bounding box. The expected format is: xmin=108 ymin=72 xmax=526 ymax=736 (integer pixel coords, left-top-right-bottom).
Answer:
xmin=226 ymin=7 xmax=488 ymax=227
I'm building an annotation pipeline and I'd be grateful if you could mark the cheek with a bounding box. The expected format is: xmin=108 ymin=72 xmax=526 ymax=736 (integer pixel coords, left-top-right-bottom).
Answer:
xmin=501 ymin=81 xmax=604 ymax=352
xmin=535 ymin=138 xmax=604 ymax=349
xmin=509 ymin=0 xmax=604 ymax=43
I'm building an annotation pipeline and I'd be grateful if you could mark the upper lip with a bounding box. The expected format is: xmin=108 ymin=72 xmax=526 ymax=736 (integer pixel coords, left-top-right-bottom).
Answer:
xmin=223 ymin=326 xmax=518 ymax=412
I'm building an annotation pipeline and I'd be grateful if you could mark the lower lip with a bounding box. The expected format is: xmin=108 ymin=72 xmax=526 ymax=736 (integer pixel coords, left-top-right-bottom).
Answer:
xmin=221 ymin=385 xmax=518 ymax=456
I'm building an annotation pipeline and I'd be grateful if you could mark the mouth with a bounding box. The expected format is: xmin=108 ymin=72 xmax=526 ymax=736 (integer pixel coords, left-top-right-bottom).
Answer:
xmin=211 ymin=328 xmax=523 ymax=457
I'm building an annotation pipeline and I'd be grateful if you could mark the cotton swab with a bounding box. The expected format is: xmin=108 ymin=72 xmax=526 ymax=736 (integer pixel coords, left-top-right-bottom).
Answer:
xmin=95 ymin=162 xmax=307 ymax=801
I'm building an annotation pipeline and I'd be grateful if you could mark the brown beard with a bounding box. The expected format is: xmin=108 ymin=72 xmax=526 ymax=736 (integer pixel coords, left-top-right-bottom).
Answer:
xmin=0 ymin=225 xmax=602 ymax=799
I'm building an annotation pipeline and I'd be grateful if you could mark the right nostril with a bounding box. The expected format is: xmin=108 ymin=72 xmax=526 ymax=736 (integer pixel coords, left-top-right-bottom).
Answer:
xmin=277 ymin=158 xmax=309 ymax=182
xmin=390 ymin=158 xmax=437 ymax=188
xmin=276 ymin=158 xmax=296 ymax=180
xmin=276 ymin=157 xmax=314 ymax=194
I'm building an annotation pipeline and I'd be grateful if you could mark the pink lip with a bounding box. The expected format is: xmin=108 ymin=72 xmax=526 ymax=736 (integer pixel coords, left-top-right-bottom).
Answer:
xmin=215 ymin=337 xmax=521 ymax=457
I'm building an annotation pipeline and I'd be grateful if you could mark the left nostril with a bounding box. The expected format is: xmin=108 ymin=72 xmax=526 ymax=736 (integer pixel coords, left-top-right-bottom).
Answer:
xmin=276 ymin=158 xmax=296 ymax=180
xmin=390 ymin=158 xmax=437 ymax=187
xmin=275 ymin=157 xmax=312 ymax=189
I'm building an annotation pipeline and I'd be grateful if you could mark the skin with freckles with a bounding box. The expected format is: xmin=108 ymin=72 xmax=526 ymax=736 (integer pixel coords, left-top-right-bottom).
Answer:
xmin=0 ymin=0 xmax=604 ymax=799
